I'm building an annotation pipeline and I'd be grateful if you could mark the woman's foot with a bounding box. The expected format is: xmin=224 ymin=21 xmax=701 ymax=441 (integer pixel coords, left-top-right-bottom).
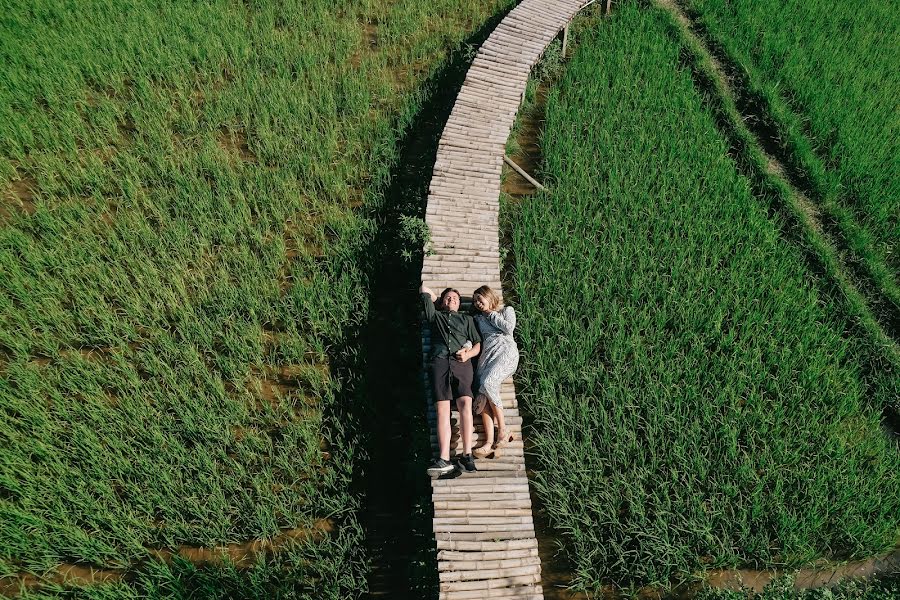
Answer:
xmin=472 ymin=444 xmax=493 ymax=459
xmin=493 ymin=430 xmax=514 ymax=450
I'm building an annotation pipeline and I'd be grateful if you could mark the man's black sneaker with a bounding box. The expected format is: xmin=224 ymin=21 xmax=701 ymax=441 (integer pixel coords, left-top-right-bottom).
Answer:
xmin=427 ymin=458 xmax=455 ymax=477
xmin=458 ymin=454 xmax=477 ymax=473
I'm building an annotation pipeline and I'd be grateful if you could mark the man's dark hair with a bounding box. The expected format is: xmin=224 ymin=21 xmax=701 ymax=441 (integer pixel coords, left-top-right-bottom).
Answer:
xmin=440 ymin=288 xmax=460 ymax=301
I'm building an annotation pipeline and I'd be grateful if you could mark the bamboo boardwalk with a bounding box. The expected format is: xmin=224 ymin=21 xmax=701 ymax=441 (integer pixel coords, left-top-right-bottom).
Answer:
xmin=420 ymin=1 xmax=588 ymax=598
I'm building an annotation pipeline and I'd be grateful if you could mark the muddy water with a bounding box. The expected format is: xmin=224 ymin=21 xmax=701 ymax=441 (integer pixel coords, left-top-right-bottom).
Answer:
xmin=503 ymin=83 xmax=551 ymax=199
xmin=149 ymin=518 xmax=333 ymax=568
xmin=705 ymin=549 xmax=900 ymax=593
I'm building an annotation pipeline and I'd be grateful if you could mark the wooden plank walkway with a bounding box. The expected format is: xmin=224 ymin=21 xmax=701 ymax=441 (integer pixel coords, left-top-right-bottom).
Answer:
xmin=420 ymin=1 xmax=588 ymax=598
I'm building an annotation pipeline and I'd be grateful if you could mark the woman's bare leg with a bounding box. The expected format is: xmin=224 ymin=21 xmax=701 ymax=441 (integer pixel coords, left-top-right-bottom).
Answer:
xmin=493 ymin=400 xmax=508 ymax=443
xmin=472 ymin=393 xmax=495 ymax=457
xmin=480 ymin=405 xmax=494 ymax=447
xmin=491 ymin=402 xmax=508 ymax=437
xmin=436 ymin=400 xmax=452 ymax=461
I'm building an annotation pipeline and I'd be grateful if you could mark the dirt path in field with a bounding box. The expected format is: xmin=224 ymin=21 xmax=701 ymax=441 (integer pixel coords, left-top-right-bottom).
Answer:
xmin=0 ymin=174 xmax=38 ymax=221
xmin=530 ymin=539 xmax=900 ymax=598
xmin=653 ymin=0 xmax=899 ymax=355
xmin=0 ymin=519 xmax=332 ymax=597
xmin=705 ymin=548 xmax=900 ymax=593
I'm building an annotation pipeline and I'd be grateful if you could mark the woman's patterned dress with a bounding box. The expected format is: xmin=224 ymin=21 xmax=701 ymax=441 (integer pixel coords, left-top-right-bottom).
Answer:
xmin=474 ymin=306 xmax=519 ymax=408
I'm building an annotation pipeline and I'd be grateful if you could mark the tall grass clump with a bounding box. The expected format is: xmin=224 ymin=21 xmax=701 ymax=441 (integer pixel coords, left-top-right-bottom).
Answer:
xmin=508 ymin=3 xmax=900 ymax=592
xmin=683 ymin=0 xmax=900 ymax=315
xmin=0 ymin=0 xmax=512 ymax=595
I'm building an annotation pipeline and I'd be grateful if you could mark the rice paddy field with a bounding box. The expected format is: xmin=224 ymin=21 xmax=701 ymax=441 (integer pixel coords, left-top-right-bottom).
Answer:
xmin=0 ymin=0 xmax=511 ymax=596
xmin=505 ymin=1 xmax=900 ymax=593
xmin=683 ymin=0 xmax=900 ymax=313
xmin=3 ymin=0 xmax=899 ymax=597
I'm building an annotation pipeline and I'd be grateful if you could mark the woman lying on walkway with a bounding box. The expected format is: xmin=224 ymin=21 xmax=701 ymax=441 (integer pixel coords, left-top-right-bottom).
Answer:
xmin=471 ymin=285 xmax=518 ymax=458
xmin=421 ymin=285 xmax=481 ymax=476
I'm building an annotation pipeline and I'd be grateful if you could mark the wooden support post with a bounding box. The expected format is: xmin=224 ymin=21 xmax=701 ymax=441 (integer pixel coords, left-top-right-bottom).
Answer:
xmin=605 ymin=0 xmax=612 ymax=15
xmin=504 ymin=156 xmax=547 ymax=191
xmin=561 ymin=24 xmax=569 ymax=57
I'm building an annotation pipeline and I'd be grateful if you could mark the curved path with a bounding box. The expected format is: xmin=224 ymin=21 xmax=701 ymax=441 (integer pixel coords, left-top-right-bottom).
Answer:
xmin=420 ymin=1 xmax=589 ymax=598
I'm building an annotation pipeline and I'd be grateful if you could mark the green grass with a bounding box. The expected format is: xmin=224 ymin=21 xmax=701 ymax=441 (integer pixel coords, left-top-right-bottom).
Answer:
xmin=506 ymin=2 xmax=900 ymax=592
xmin=0 ymin=0 xmax=511 ymax=595
xmin=683 ymin=0 xmax=900 ymax=315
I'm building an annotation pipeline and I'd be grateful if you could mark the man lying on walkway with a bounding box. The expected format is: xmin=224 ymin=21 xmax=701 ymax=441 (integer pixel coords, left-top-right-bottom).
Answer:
xmin=421 ymin=285 xmax=481 ymax=476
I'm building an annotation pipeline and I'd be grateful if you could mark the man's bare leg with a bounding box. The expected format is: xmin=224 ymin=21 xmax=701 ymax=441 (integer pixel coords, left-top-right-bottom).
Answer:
xmin=456 ymin=395 xmax=473 ymax=455
xmin=436 ymin=400 xmax=452 ymax=461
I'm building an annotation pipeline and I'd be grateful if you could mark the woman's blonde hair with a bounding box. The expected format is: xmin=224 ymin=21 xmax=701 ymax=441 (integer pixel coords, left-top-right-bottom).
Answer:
xmin=473 ymin=285 xmax=503 ymax=311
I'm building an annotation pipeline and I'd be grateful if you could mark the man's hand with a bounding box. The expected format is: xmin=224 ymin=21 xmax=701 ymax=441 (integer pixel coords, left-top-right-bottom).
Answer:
xmin=455 ymin=349 xmax=470 ymax=362
xmin=421 ymin=284 xmax=437 ymax=302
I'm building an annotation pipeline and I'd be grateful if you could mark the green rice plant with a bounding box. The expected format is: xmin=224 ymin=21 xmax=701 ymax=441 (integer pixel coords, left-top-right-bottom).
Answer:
xmin=507 ymin=2 xmax=900 ymax=592
xmin=682 ymin=0 xmax=900 ymax=316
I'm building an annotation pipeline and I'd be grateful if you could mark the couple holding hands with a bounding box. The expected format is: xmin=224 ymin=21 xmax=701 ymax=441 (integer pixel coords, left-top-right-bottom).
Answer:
xmin=420 ymin=284 xmax=519 ymax=477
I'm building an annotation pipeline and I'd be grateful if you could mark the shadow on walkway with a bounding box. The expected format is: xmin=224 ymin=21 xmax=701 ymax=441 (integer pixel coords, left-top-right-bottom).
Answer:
xmin=352 ymin=8 xmax=514 ymax=599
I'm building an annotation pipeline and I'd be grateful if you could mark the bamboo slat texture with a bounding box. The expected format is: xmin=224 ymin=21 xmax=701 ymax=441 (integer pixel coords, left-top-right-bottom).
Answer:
xmin=420 ymin=1 xmax=588 ymax=597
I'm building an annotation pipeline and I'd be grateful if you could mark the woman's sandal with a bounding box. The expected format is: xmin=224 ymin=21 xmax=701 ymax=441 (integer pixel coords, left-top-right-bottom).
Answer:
xmin=472 ymin=444 xmax=494 ymax=459
xmin=493 ymin=430 xmax=515 ymax=450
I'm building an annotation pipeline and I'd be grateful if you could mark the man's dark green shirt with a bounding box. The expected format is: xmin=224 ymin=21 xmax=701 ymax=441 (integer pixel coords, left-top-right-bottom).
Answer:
xmin=421 ymin=293 xmax=481 ymax=358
